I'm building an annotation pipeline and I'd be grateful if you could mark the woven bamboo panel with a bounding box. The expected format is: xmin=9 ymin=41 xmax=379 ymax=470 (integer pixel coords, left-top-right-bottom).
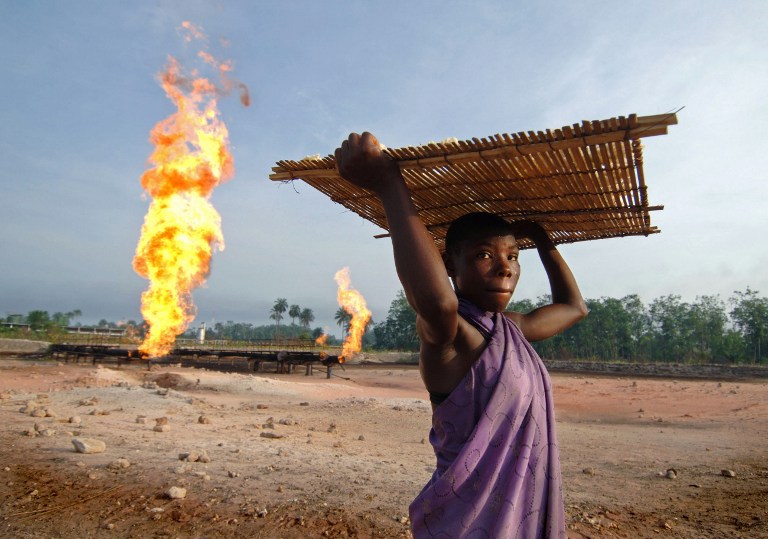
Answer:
xmin=270 ymin=113 xmax=677 ymax=250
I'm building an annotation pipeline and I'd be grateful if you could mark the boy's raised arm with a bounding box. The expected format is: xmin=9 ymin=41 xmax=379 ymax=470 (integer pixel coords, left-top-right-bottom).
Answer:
xmin=334 ymin=132 xmax=458 ymax=347
xmin=506 ymin=221 xmax=588 ymax=341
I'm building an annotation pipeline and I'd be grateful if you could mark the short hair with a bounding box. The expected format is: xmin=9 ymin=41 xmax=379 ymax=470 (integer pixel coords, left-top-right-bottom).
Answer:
xmin=444 ymin=212 xmax=515 ymax=254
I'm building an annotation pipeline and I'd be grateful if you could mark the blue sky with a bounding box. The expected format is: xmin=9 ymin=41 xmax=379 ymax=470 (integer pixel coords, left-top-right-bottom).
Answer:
xmin=1 ymin=1 xmax=766 ymax=335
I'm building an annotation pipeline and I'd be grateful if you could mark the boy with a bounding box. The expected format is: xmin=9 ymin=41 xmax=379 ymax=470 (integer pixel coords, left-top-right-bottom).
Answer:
xmin=335 ymin=132 xmax=588 ymax=538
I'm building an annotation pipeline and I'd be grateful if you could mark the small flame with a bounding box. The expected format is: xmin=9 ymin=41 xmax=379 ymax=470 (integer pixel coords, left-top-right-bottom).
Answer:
xmin=133 ymin=22 xmax=242 ymax=358
xmin=334 ymin=267 xmax=371 ymax=361
xmin=315 ymin=333 xmax=328 ymax=345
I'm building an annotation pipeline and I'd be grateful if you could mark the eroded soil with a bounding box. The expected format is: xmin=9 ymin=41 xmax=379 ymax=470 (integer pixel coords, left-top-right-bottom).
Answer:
xmin=0 ymin=359 xmax=766 ymax=538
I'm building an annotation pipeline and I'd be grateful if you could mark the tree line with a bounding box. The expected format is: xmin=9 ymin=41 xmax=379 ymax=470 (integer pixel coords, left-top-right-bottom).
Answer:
xmin=6 ymin=287 xmax=766 ymax=364
xmin=189 ymin=298 xmax=328 ymax=342
xmin=371 ymin=288 xmax=768 ymax=364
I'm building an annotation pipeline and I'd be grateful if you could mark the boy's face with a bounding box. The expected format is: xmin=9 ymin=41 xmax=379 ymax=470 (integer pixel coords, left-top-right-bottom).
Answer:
xmin=446 ymin=234 xmax=520 ymax=312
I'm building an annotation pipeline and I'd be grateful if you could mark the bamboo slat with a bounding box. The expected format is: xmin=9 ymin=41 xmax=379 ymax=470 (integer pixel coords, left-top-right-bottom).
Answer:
xmin=269 ymin=112 xmax=677 ymax=250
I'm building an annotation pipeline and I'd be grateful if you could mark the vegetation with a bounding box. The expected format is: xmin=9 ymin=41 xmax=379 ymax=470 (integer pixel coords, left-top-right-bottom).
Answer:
xmin=202 ymin=321 xmax=330 ymax=343
xmin=269 ymin=297 xmax=289 ymax=338
xmin=517 ymin=289 xmax=767 ymax=363
xmin=373 ymin=290 xmax=419 ymax=351
xmin=334 ymin=307 xmax=352 ymax=337
xmin=371 ymin=288 xmax=768 ymax=364
xmin=5 ymin=287 xmax=766 ymax=364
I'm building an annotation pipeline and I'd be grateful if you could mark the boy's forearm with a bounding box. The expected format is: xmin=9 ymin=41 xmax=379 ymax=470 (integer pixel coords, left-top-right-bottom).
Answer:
xmin=533 ymin=236 xmax=586 ymax=311
xmin=376 ymin=171 xmax=457 ymax=320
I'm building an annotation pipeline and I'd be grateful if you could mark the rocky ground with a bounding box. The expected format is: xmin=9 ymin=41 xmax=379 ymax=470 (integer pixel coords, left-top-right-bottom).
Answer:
xmin=0 ymin=357 xmax=766 ymax=538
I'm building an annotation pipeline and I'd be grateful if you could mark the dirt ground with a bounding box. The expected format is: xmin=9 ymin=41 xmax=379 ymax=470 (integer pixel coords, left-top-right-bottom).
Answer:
xmin=0 ymin=358 xmax=765 ymax=538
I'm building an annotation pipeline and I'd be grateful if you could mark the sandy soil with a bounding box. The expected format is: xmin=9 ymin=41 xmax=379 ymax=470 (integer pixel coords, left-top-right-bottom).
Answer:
xmin=0 ymin=358 xmax=766 ymax=538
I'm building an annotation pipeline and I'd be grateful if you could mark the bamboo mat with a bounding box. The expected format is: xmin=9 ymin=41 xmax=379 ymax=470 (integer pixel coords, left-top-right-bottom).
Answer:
xmin=270 ymin=112 xmax=677 ymax=250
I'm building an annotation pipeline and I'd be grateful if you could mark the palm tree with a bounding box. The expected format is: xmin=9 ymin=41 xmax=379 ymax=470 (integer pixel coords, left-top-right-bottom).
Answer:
xmin=334 ymin=307 xmax=352 ymax=338
xmin=299 ymin=308 xmax=315 ymax=329
xmin=288 ymin=304 xmax=301 ymax=325
xmin=66 ymin=309 xmax=82 ymax=327
xmin=270 ymin=298 xmax=289 ymax=338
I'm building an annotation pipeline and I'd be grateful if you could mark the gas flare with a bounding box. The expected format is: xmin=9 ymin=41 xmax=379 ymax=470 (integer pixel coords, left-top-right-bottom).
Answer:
xmin=133 ymin=22 xmax=244 ymax=358
xmin=315 ymin=333 xmax=329 ymax=346
xmin=334 ymin=267 xmax=372 ymax=362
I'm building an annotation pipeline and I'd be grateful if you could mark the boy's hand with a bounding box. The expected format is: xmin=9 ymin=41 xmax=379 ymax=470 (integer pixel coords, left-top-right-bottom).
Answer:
xmin=335 ymin=132 xmax=401 ymax=193
xmin=511 ymin=220 xmax=549 ymax=244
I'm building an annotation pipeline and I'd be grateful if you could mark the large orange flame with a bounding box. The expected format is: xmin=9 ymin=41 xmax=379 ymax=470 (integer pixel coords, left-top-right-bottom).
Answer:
xmin=133 ymin=22 xmax=241 ymax=358
xmin=334 ymin=267 xmax=372 ymax=362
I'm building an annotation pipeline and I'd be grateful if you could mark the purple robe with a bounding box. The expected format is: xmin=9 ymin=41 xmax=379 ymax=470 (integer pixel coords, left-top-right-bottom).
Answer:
xmin=409 ymin=298 xmax=565 ymax=538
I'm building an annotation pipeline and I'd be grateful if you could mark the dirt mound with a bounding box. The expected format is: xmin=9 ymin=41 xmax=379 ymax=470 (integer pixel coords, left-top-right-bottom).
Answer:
xmin=147 ymin=372 xmax=193 ymax=389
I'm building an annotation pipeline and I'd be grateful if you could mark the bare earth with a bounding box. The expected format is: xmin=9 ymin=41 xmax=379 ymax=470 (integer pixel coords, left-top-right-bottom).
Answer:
xmin=0 ymin=358 xmax=766 ymax=538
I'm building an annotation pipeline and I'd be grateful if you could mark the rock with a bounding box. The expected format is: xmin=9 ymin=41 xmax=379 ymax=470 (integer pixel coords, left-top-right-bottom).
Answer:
xmin=228 ymin=470 xmax=239 ymax=478
xmin=79 ymin=397 xmax=98 ymax=406
xmin=180 ymin=449 xmax=211 ymax=463
xmin=19 ymin=402 xmax=40 ymax=414
xmin=721 ymin=469 xmax=736 ymax=477
xmin=179 ymin=451 xmax=198 ymax=462
xmin=358 ymin=435 xmax=366 ymax=441
xmin=198 ymin=415 xmax=211 ymax=424
xmin=278 ymin=418 xmax=295 ymax=426
xmin=108 ymin=458 xmax=131 ymax=470
xmin=154 ymin=424 xmax=170 ymax=433
xmin=166 ymin=486 xmax=187 ymax=499
xmin=299 ymin=402 xmax=309 ymax=406
xmin=260 ymin=432 xmax=284 ymax=439
xmin=155 ymin=417 xmax=169 ymax=425
xmin=72 ymin=437 xmax=107 ymax=454
xmin=665 ymin=468 xmax=677 ymax=479
xmin=582 ymin=467 xmax=596 ymax=475
xmin=30 ymin=408 xmax=47 ymax=418
xmin=256 ymin=404 xmax=268 ymax=409
xmin=69 ymin=416 xmax=82 ymax=425
xmin=135 ymin=415 xmax=147 ymax=424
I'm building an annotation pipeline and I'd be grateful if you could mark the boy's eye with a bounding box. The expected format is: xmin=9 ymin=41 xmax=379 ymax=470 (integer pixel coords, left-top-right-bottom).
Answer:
xmin=477 ymin=252 xmax=491 ymax=259
xmin=507 ymin=254 xmax=518 ymax=261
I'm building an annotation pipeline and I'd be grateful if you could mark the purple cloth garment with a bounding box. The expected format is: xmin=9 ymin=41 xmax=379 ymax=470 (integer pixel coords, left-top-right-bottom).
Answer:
xmin=409 ymin=298 xmax=565 ymax=538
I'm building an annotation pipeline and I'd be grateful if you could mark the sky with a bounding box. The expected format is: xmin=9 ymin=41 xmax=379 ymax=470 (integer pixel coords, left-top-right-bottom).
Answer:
xmin=1 ymin=1 xmax=767 ymax=336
